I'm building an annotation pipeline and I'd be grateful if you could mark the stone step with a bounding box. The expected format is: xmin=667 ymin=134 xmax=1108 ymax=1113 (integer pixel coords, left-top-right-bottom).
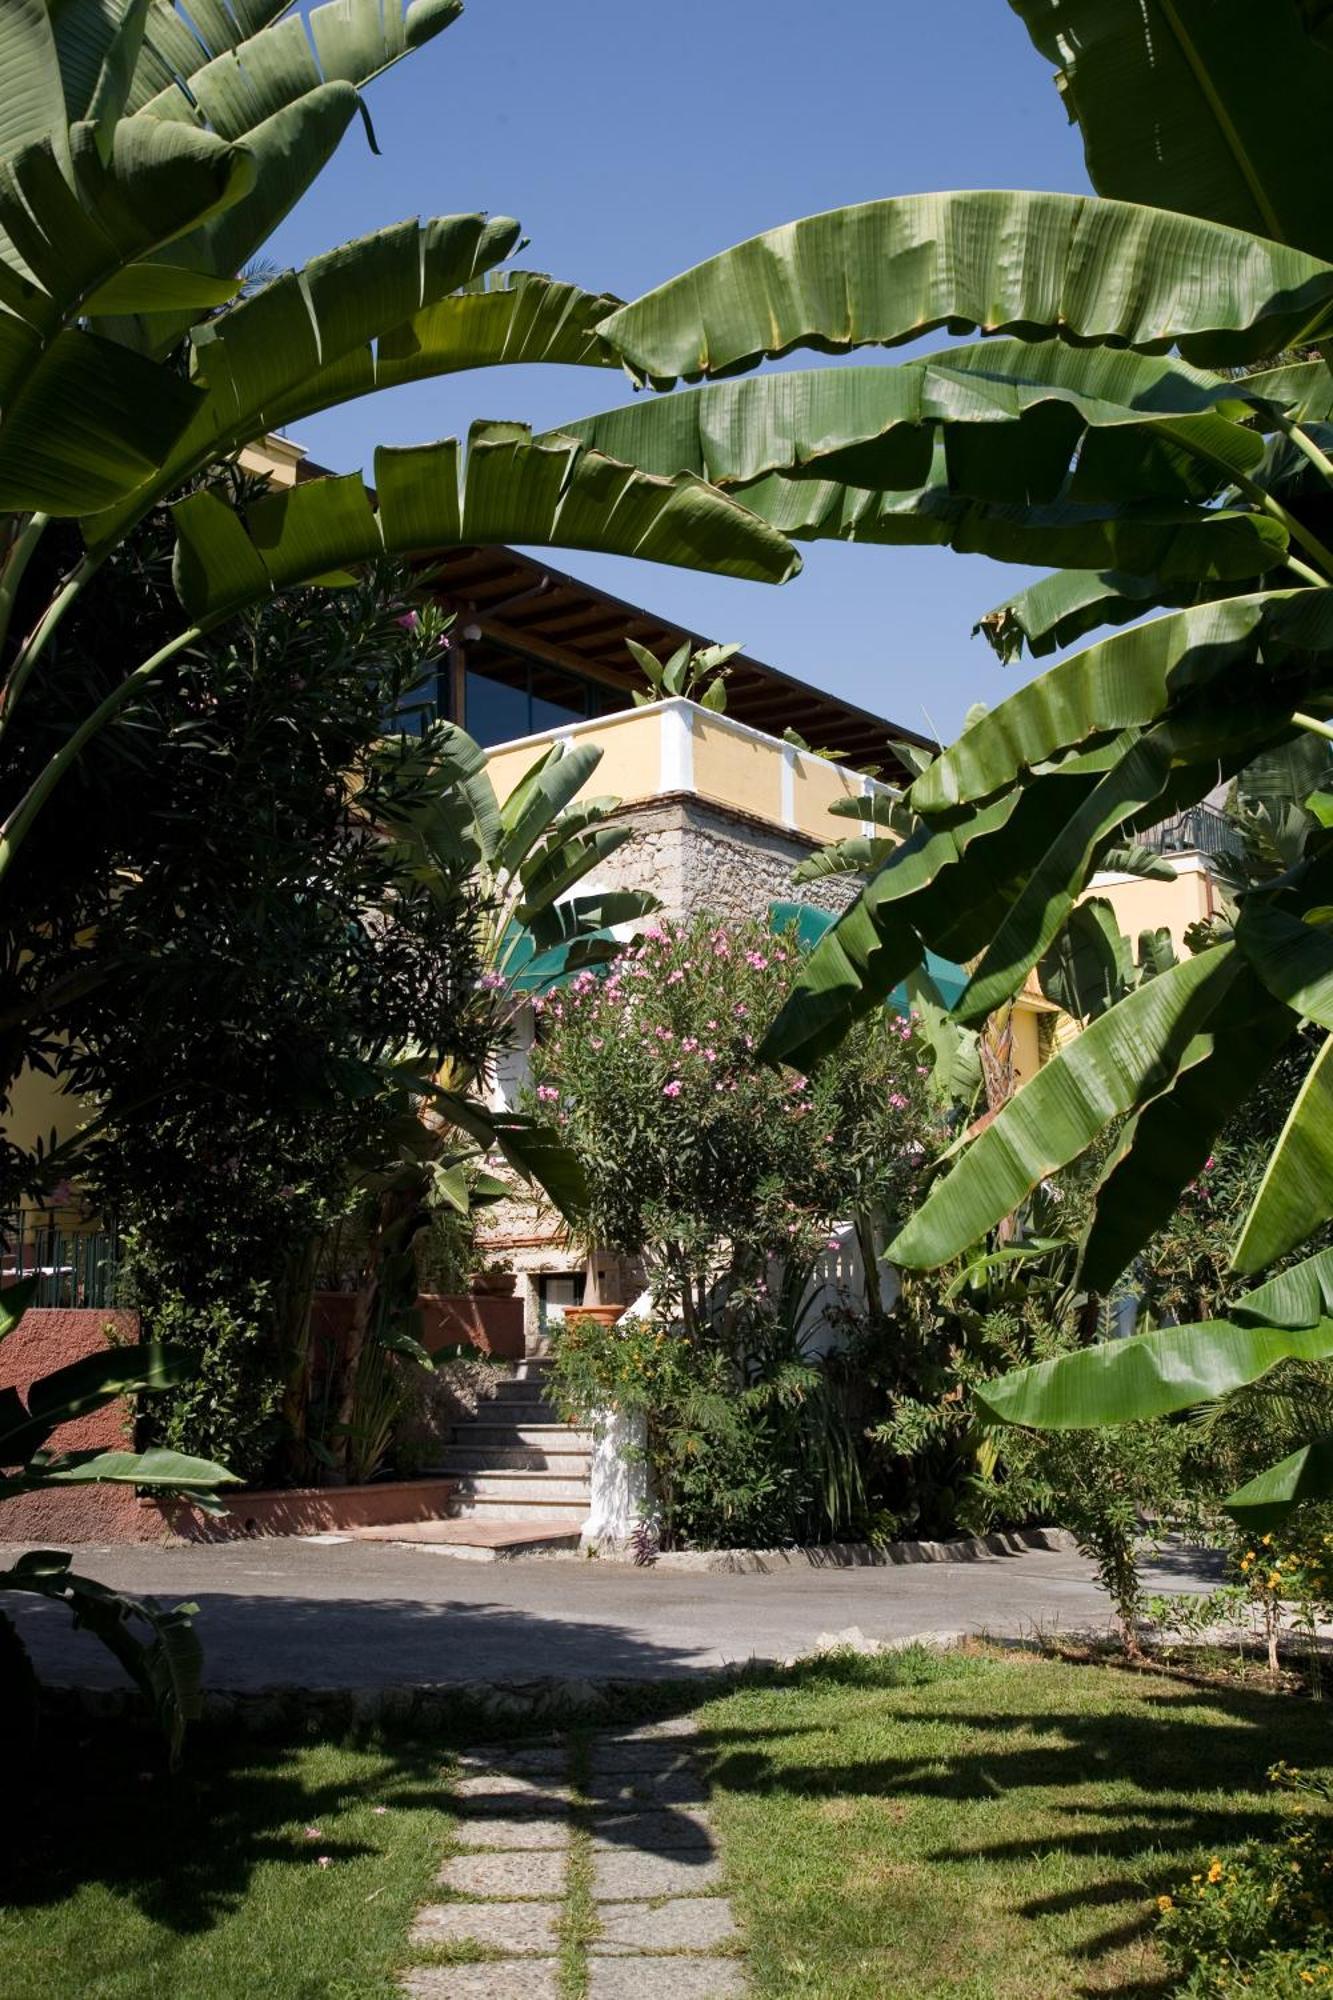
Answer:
xmin=449 ymin=1471 xmax=591 ymax=1503
xmin=435 ymin=1445 xmax=593 ymax=1475
xmin=450 ymin=1495 xmax=590 ymax=1523
xmin=459 ymin=1421 xmax=593 ymax=1451
xmin=474 ymin=1403 xmax=561 ymax=1429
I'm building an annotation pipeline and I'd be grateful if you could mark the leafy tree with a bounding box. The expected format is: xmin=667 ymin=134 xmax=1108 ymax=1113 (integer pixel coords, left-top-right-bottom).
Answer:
xmin=4 ymin=501 xmax=496 ymax=1480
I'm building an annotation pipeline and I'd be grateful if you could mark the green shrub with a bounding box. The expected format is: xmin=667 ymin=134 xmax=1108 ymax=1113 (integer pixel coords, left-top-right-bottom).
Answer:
xmin=1159 ymin=1765 xmax=1333 ymax=1996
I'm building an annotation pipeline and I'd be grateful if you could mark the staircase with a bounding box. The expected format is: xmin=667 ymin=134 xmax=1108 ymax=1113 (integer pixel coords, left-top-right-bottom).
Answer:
xmin=347 ymin=1357 xmax=594 ymax=1558
xmin=433 ymin=1356 xmax=592 ymax=1538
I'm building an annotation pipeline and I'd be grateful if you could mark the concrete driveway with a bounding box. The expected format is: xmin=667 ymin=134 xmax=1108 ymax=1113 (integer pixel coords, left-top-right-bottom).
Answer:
xmin=1 ymin=1536 xmax=1220 ymax=1693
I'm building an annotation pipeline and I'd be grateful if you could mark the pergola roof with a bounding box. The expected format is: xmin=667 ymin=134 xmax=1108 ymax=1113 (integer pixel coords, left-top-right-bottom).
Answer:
xmin=418 ymin=543 xmax=936 ymax=784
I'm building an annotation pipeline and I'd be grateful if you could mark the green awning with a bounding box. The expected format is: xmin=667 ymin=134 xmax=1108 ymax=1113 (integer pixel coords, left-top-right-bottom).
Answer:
xmin=769 ymin=900 xmax=969 ymax=1011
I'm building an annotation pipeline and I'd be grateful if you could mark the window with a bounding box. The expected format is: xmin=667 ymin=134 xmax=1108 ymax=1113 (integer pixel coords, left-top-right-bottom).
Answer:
xmin=462 ymin=641 xmax=629 ymax=746
xmin=538 ymin=1271 xmax=585 ymax=1332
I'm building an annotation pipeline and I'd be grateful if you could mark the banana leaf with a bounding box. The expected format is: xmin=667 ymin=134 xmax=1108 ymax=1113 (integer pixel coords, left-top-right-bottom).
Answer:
xmin=1231 ymin=1248 xmax=1333 ymax=1329
xmin=170 ymin=427 xmax=799 ymax=626
xmin=1232 ymin=1032 xmax=1333 ymax=1273
xmin=1079 ymin=972 xmax=1298 ymax=1290
xmin=597 ymin=192 xmax=1333 ymax=387
xmin=976 ymin=1315 xmax=1333 ymax=1428
xmin=912 ymin=588 xmax=1333 ymax=814
xmin=888 ymin=945 xmax=1241 ymax=1269
xmin=1008 ymin=0 xmax=1333 ymax=262
xmin=1224 ymin=1437 xmax=1333 ymax=1530
xmin=561 ymin=340 xmax=1266 ymax=505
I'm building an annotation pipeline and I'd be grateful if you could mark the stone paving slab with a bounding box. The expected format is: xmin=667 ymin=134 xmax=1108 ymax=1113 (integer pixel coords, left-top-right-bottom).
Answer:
xmin=454 ymin=1812 xmax=572 ymax=1850
xmin=587 ymin=1771 xmax=711 ymax=1808
xmin=401 ymin=1963 xmax=560 ymax=1999
xmin=438 ymin=1850 xmax=567 ymax=1899
xmin=590 ymin=1740 xmax=699 ymax=1774
xmin=457 ymin=1741 xmax=568 ymax=1777
xmin=587 ymin=1958 xmax=745 ymax=1998
xmin=591 ymin=1808 xmax=715 ymax=1852
xmin=411 ymin=1900 xmax=561 ymax=1954
xmin=592 ymin=1850 xmax=726 ymax=1899
xmin=454 ymin=1773 xmax=571 ymax=1803
xmin=591 ymin=1898 xmax=740 ymax=1956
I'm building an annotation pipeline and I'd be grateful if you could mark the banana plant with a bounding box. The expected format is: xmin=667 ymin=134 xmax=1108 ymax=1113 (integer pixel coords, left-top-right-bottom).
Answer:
xmin=563 ymin=3 xmax=1333 ymax=1520
xmin=0 ymin=3 xmax=799 ymax=895
xmin=0 ymin=1276 xmax=236 ymax=1762
xmin=625 ymin=637 xmax=741 ymax=713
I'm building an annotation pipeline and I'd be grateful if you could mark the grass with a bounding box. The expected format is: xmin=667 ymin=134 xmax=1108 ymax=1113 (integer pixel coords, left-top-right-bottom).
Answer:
xmin=693 ymin=1644 xmax=1333 ymax=2000
xmin=0 ymin=1721 xmax=455 ymax=2000
xmin=3 ymin=1647 xmax=1329 ymax=1999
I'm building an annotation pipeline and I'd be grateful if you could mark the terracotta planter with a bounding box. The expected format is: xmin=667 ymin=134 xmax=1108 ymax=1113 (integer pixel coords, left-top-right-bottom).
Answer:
xmin=468 ymin=1272 xmax=517 ymax=1298
xmin=571 ymin=1303 xmax=626 ymax=1326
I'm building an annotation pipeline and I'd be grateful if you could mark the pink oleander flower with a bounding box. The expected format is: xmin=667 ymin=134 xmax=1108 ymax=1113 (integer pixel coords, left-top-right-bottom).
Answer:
xmin=667 ymin=969 xmax=685 ymax=984
xmin=479 ymin=969 xmax=507 ymax=990
xmin=681 ymin=1037 xmax=698 ymax=1053
xmin=590 ymin=1037 xmax=603 ymax=1050
xmin=304 ymin=1826 xmax=323 ymax=1840
xmin=888 ymin=1092 xmax=908 ymax=1109
xmin=826 ymin=1237 xmax=840 ymax=1252
xmin=537 ymin=1084 xmax=560 ymax=1103
xmin=663 ymin=1079 xmax=683 ymax=1097
xmin=745 ymin=951 xmax=770 ymax=970
xmin=734 ymin=1003 xmax=749 ymax=1018
xmin=703 ymin=1047 xmax=718 ymax=1063
xmin=317 ymin=1855 xmax=332 ymax=1869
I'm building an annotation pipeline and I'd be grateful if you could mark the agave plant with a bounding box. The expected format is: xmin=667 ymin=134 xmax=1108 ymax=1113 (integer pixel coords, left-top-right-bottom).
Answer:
xmin=0 ymin=1278 xmax=235 ymax=1761
xmin=0 ymin=0 xmax=798 ymax=897
xmin=551 ymin=2 xmax=1333 ymax=1521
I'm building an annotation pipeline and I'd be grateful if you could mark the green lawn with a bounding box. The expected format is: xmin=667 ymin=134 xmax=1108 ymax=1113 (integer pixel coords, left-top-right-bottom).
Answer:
xmin=0 ymin=1724 xmax=454 ymax=2000
xmin=2 ymin=1649 xmax=1327 ymax=1999
xmin=695 ymin=1646 xmax=1333 ymax=2000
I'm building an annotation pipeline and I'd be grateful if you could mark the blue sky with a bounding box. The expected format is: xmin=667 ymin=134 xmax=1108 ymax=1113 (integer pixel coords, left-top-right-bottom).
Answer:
xmin=269 ymin=1 xmax=1092 ymax=741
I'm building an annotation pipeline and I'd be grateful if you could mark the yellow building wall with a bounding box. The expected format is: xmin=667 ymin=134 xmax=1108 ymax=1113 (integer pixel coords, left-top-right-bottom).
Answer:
xmin=792 ymin=755 xmax=870 ymax=842
xmin=485 ymin=715 xmax=662 ymax=809
xmin=691 ymin=713 xmax=784 ymax=824
xmin=1081 ymin=863 xmax=1216 ymax=953
xmin=6 ymin=1061 xmax=89 ymax=1170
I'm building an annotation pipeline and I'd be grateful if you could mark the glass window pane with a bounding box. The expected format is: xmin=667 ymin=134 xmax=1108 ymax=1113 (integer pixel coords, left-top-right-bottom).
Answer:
xmin=530 ymin=662 xmax=589 ymax=734
xmin=465 ymin=660 xmax=529 ymax=745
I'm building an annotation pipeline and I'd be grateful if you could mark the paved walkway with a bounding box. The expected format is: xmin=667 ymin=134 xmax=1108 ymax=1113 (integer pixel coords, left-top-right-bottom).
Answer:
xmin=1 ymin=1535 xmax=1219 ymax=1692
xmin=402 ymin=1719 xmax=742 ymax=1998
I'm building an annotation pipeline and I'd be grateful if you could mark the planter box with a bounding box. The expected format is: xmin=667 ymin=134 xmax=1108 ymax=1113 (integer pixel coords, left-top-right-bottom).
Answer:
xmin=310 ymin=1291 xmax=524 ymax=1362
xmin=150 ymin=1475 xmax=459 ymax=1543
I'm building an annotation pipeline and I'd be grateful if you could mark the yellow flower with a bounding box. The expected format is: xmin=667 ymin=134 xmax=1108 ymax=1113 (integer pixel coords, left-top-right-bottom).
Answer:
xmin=1157 ymin=1895 xmax=1174 ymax=1912
xmin=1263 ymin=1533 xmax=1274 ymax=1546
xmin=1208 ymin=1860 xmax=1225 ymax=1884
xmin=1302 ymin=1974 xmax=1315 ymax=1986
xmin=1270 ymin=1572 xmax=1284 ymax=1589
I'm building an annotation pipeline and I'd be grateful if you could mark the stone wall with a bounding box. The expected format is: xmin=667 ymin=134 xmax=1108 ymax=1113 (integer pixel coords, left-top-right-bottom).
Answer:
xmin=596 ymin=792 xmax=857 ymax=922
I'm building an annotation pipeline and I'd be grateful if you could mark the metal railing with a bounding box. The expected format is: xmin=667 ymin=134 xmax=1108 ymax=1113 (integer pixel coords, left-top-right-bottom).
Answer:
xmin=1138 ymin=802 xmax=1243 ymax=860
xmin=1 ymin=1212 xmax=120 ymax=1309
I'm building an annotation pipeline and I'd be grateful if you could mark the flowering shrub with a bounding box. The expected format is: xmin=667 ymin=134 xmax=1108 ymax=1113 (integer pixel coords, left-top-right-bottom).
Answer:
xmin=532 ymin=912 xmax=941 ymax=1546
xmin=528 ymin=911 xmax=937 ymax=1321
xmin=1232 ymin=1523 xmax=1333 ymax=1677
xmin=1158 ymin=1765 xmax=1333 ymax=1996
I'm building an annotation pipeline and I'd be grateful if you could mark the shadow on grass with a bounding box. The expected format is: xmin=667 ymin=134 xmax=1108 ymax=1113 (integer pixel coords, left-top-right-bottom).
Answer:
xmin=696 ymin=1648 xmax=1333 ymax=1994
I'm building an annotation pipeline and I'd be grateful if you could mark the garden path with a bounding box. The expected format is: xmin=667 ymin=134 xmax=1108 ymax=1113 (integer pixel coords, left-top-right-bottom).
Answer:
xmin=402 ymin=1718 xmax=744 ymax=1998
